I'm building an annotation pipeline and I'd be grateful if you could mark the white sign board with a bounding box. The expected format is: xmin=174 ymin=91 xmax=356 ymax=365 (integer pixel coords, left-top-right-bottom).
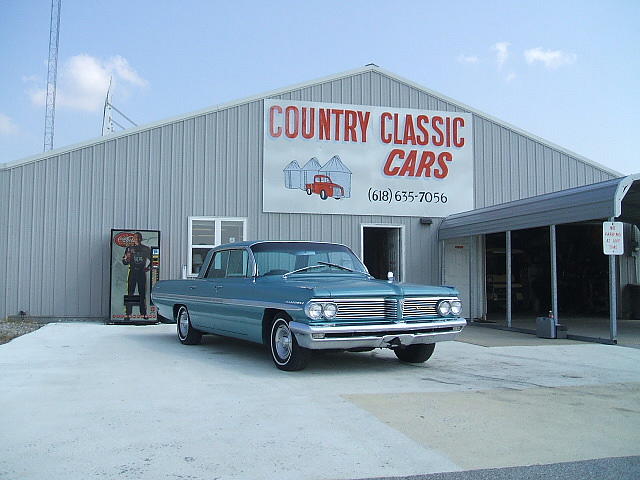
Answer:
xmin=603 ymin=221 xmax=624 ymax=255
xmin=263 ymin=99 xmax=474 ymax=217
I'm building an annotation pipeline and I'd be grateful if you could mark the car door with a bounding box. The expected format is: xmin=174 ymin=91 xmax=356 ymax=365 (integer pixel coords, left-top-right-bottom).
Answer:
xmin=213 ymin=248 xmax=257 ymax=337
xmin=192 ymin=249 xmax=228 ymax=331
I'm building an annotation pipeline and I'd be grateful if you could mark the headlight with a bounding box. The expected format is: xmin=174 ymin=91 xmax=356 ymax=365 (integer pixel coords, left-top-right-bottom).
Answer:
xmin=305 ymin=302 xmax=323 ymax=320
xmin=304 ymin=301 xmax=338 ymax=320
xmin=450 ymin=300 xmax=462 ymax=316
xmin=322 ymin=302 xmax=337 ymax=319
xmin=437 ymin=300 xmax=451 ymax=316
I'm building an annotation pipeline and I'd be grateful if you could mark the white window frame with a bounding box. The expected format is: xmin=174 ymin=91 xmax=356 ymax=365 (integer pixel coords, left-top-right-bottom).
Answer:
xmin=187 ymin=216 xmax=247 ymax=277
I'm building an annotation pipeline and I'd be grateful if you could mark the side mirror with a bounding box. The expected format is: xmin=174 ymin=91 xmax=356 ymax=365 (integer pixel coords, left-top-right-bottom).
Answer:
xmin=387 ymin=271 xmax=394 ymax=282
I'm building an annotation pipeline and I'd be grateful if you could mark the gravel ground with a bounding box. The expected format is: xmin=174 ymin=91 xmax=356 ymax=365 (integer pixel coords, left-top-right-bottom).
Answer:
xmin=0 ymin=320 xmax=45 ymax=344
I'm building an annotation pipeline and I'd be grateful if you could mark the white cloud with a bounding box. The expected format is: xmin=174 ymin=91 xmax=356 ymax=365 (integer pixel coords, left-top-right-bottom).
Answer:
xmin=457 ymin=54 xmax=479 ymax=64
xmin=492 ymin=42 xmax=510 ymax=69
xmin=524 ymin=47 xmax=577 ymax=69
xmin=506 ymin=72 xmax=517 ymax=82
xmin=0 ymin=113 xmax=18 ymax=135
xmin=105 ymin=55 xmax=147 ymax=87
xmin=28 ymin=54 xmax=148 ymax=112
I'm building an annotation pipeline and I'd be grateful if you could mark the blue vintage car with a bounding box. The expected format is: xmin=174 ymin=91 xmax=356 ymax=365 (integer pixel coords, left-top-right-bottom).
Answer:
xmin=151 ymin=241 xmax=465 ymax=371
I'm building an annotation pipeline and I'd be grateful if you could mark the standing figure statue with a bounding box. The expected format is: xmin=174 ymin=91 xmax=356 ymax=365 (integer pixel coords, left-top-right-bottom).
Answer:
xmin=122 ymin=232 xmax=151 ymax=319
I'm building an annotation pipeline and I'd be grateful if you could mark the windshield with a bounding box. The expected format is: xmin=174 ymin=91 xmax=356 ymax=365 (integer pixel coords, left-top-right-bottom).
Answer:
xmin=250 ymin=242 xmax=369 ymax=277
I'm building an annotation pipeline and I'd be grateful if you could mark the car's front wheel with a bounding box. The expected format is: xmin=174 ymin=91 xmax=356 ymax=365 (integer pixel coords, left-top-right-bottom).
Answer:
xmin=176 ymin=306 xmax=202 ymax=345
xmin=393 ymin=343 xmax=435 ymax=363
xmin=270 ymin=316 xmax=310 ymax=371
xmin=319 ymin=189 xmax=328 ymax=200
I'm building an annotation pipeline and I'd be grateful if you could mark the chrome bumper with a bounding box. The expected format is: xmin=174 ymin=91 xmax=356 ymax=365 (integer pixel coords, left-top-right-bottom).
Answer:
xmin=289 ymin=318 xmax=466 ymax=350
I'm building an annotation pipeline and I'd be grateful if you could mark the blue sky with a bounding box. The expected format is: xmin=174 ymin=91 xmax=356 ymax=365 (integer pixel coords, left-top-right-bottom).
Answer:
xmin=1 ymin=0 xmax=638 ymax=174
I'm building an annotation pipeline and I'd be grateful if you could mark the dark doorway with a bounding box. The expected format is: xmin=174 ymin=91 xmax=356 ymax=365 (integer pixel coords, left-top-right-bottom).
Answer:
xmin=485 ymin=224 xmax=608 ymax=320
xmin=486 ymin=228 xmax=551 ymax=317
xmin=362 ymin=226 xmax=402 ymax=280
xmin=556 ymin=223 xmax=609 ymax=315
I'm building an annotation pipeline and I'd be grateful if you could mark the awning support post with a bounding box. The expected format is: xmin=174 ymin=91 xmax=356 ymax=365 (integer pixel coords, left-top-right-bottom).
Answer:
xmin=550 ymin=225 xmax=558 ymax=323
xmin=609 ymin=217 xmax=618 ymax=342
xmin=506 ymin=230 xmax=512 ymax=328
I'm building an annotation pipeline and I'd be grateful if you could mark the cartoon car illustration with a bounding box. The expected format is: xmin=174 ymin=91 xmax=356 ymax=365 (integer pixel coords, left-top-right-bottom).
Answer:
xmin=305 ymin=174 xmax=345 ymax=200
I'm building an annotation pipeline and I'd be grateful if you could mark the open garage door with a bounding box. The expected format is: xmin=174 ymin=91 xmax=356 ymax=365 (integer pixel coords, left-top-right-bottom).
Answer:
xmin=485 ymin=224 xmax=609 ymax=322
xmin=440 ymin=174 xmax=640 ymax=343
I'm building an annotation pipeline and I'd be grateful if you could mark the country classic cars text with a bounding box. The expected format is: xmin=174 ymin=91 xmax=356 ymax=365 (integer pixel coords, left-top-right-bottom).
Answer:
xmin=268 ymin=103 xmax=467 ymax=179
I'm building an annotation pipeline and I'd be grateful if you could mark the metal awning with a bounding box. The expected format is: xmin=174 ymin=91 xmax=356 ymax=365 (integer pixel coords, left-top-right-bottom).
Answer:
xmin=439 ymin=174 xmax=640 ymax=240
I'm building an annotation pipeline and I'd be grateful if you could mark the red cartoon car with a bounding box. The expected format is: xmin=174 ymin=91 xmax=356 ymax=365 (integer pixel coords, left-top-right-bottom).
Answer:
xmin=305 ymin=174 xmax=345 ymax=200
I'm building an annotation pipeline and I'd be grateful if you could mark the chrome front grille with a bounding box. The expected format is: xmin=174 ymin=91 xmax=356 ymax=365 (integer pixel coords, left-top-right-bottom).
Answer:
xmin=402 ymin=297 xmax=439 ymax=318
xmin=315 ymin=298 xmax=388 ymax=320
xmin=315 ymin=297 xmax=455 ymax=321
xmin=402 ymin=297 xmax=458 ymax=318
xmin=384 ymin=298 xmax=400 ymax=319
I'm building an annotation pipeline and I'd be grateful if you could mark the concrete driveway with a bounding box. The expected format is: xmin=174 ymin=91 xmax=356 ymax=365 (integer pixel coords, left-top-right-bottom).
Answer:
xmin=1 ymin=323 xmax=639 ymax=480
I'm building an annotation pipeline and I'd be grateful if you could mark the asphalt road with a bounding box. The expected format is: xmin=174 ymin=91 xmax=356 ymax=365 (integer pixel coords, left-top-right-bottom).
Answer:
xmin=1 ymin=323 xmax=639 ymax=479
xmin=355 ymin=456 xmax=640 ymax=480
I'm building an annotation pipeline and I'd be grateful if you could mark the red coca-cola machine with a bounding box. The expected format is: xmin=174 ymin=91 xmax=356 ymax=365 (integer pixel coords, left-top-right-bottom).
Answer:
xmin=109 ymin=229 xmax=160 ymax=324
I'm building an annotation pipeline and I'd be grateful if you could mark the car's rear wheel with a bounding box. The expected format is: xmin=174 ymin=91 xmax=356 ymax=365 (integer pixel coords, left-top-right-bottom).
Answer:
xmin=270 ymin=316 xmax=310 ymax=371
xmin=306 ymin=187 xmax=312 ymax=195
xmin=176 ymin=306 xmax=202 ymax=345
xmin=319 ymin=189 xmax=328 ymax=200
xmin=393 ymin=343 xmax=435 ymax=363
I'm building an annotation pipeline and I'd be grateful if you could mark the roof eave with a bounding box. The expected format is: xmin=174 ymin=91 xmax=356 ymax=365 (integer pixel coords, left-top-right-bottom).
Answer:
xmin=1 ymin=64 xmax=623 ymax=178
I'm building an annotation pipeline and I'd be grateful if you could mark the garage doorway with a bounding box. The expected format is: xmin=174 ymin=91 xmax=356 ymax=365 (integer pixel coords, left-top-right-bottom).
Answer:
xmin=361 ymin=225 xmax=403 ymax=281
xmin=485 ymin=223 xmax=609 ymax=325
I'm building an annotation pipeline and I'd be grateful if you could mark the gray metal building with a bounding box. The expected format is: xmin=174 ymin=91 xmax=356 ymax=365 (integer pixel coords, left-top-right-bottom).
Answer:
xmin=1 ymin=66 xmax=638 ymax=338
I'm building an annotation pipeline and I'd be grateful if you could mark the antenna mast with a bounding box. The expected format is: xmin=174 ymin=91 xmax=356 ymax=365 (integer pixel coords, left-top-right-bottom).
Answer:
xmin=101 ymin=79 xmax=138 ymax=135
xmin=43 ymin=0 xmax=61 ymax=152
xmin=102 ymin=78 xmax=114 ymax=135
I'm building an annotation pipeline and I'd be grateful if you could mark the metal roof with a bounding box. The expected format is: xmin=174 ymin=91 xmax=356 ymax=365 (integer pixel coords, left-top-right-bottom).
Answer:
xmin=1 ymin=65 xmax=620 ymax=177
xmin=438 ymin=174 xmax=640 ymax=240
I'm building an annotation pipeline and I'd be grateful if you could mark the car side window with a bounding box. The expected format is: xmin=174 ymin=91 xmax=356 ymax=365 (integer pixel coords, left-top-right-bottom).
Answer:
xmin=226 ymin=249 xmax=248 ymax=277
xmin=206 ymin=250 xmax=228 ymax=279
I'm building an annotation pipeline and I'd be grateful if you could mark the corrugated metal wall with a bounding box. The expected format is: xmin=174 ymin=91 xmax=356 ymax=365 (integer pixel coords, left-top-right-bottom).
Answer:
xmin=0 ymin=69 xmax=620 ymax=320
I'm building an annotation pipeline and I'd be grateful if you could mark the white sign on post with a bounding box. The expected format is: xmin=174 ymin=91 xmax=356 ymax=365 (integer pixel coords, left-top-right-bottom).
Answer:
xmin=603 ymin=222 xmax=624 ymax=255
xmin=262 ymin=99 xmax=474 ymax=217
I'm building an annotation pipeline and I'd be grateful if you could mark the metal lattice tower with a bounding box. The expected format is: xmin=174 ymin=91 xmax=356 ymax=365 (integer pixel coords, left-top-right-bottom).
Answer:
xmin=43 ymin=0 xmax=61 ymax=152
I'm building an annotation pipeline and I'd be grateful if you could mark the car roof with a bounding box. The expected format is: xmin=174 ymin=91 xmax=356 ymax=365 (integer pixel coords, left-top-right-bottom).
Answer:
xmin=212 ymin=240 xmax=346 ymax=250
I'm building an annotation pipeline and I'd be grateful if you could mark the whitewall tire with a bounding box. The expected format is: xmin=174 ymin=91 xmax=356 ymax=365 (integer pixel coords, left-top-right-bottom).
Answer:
xmin=270 ymin=316 xmax=310 ymax=371
xmin=176 ymin=306 xmax=202 ymax=345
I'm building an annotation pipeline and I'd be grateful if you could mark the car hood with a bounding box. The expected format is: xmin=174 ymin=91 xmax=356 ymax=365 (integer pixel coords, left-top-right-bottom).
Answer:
xmin=279 ymin=274 xmax=459 ymax=298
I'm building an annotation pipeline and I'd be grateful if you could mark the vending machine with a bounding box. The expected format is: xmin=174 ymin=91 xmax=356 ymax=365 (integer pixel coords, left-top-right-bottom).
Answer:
xmin=109 ymin=229 xmax=161 ymax=324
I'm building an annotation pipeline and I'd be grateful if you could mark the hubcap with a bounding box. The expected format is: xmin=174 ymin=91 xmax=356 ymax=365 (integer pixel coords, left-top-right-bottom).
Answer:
xmin=178 ymin=310 xmax=189 ymax=338
xmin=274 ymin=323 xmax=292 ymax=360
